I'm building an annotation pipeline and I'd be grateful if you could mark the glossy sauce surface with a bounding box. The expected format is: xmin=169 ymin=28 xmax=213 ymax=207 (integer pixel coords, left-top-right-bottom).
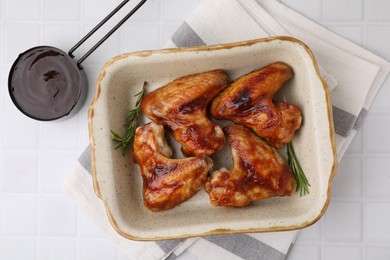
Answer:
xmin=210 ymin=62 xmax=301 ymax=148
xmin=9 ymin=46 xmax=82 ymax=120
xmin=133 ymin=122 xmax=211 ymax=211
xmin=204 ymin=125 xmax=296 ymax=207
xmin=141 ymin=69 xmax=228 ymax=156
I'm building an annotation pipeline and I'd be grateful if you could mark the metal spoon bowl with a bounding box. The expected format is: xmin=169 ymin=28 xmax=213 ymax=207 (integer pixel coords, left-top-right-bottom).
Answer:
xmin=8 ymin=0 xmax=147 ymax=121
xmin=9 ymin=46 xmax=87 ymax=121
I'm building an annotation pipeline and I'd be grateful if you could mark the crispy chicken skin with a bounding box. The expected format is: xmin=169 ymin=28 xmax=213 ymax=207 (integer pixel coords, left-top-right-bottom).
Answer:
xmin=210 ymin=62 xmax=302 ymax=148
xmin=204 ymin=125 xmax=296 ymax=207
xmin=133 ymin=122 xmax=213 ymax=212
xmin=141 ymin=70 xmax=228 ymax=156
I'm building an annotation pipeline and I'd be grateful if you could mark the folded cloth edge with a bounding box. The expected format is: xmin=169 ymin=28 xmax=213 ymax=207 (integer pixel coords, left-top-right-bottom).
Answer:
xmin=65 ymin=0 xmax=390 ymax=259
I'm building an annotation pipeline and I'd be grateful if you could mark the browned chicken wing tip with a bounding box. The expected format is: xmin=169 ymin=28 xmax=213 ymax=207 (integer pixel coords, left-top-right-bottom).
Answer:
xmin=141 ymin=70 xmax=228 ymax=156
xmin=133 ymin=122 xmax=213 ymax=212
xmin=204 ymin=125 xmax=296 ymax=207
xmin=210 ymin=62 xmax=302 ymax=148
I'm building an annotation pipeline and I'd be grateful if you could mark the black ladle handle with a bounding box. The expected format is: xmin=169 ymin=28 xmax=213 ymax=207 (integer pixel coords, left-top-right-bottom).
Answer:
xmin=68 ymin=0 xmax=147 ymax=68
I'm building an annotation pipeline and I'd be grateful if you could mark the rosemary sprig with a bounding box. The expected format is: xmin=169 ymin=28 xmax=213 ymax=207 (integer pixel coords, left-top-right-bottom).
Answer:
xmin=287 ymin=142 xmax=310 ymax=196
xmin=111 ymin=83 xmax=146 ymax=156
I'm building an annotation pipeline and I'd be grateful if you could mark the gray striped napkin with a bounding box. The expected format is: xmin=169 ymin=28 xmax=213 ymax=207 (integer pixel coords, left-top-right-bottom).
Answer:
xmin=65 ymin=147 xmax=297 ymax=260
xmin=65 ymin=148 xmax=200 ymax=260
xmin=65 ymin=0 xmax=390 ymax=259
xmin=166 ymin=0 xmax=390 ymax=159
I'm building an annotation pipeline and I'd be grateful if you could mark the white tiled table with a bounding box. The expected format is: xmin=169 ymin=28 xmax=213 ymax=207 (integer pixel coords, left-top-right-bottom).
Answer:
xmin=1 ymin=1 xmax=389 ymax=259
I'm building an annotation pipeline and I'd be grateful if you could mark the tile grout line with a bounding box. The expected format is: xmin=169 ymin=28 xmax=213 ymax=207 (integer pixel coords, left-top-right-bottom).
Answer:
xmin=0 ymin=20 xmax=189 ymax=26
xmin=159 ymin=0 xmax=165 ymax=49
xmin=320 ymin=0 xmax=326 ymax=258
xmin=0 ymin=0 xmax=4 ymax=66
xmin=0 ymin=9 xmax=3 ymax=221
xmin=35 ymin=0 xmax=45 ymax=258
xmin=6 ymin=19 xmax=390 ymax=27
xmin=359 ymin=127 xmax=365 ymax=234
xmin=361 ymin=2 xmax=367 ymax=259
xmin=76 ymin=1 xmax=85 ymax=259
xmin=358 ymin=137 xmax=365 ymax=260
xmin=76 ymin=0 xmax=85 ymax=164
xmin=296 ymin=240 xmax=390 ymax=249
xmin=0 ymin=0 xmax=5 ymax=116
xmin=0 ymin=0 xmax=3 ymax=22
xmin=118 ymin=0 xmax=124 ymax=56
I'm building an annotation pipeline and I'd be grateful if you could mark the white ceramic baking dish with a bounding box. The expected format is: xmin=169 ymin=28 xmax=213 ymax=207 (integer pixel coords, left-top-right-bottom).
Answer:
xmin=89 ymin=36 xmax=337 ymax=240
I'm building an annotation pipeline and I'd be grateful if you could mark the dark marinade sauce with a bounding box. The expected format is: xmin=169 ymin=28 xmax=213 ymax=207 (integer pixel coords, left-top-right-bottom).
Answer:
xmin=9 ymin=46 xmax=81 ymax=120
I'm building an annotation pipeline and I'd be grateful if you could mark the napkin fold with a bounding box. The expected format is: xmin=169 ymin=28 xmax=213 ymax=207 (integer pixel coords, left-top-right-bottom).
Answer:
xmin=65 ymin=147 xmax=297 ymax=260
xmin=65 ymin=0 xmax=390 ymax=259
xmin=167 ymin=0 xmax=389 ymax=159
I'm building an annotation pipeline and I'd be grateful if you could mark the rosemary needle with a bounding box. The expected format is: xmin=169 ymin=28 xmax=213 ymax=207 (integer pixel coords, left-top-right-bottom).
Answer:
xmin=287 ymin=141 xmax=310 ymax=196
xmin=111 ymin=83 xmax=146 ymax=156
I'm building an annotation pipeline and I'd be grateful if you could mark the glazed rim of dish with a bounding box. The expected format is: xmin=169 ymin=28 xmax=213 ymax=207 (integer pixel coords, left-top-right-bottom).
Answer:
xmin=88 ymin=36 xmax=338 ymax=241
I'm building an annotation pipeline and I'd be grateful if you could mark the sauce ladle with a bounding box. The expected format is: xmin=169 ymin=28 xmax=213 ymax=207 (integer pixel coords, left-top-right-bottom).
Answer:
xmin=8 ymin=0 xmax=147 ymax=121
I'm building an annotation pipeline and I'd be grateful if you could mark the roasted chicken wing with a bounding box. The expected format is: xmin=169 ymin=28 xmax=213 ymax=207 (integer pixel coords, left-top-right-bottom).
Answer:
xmin=133 ymin=122 xmax=213 ymax=211
xmin=210 ymin=62 xmax=302 ymax=148
xmin=141 ymin=70 xmax=228 ymax=156
xmin=204 ymin=125 xmax=296 ymax=207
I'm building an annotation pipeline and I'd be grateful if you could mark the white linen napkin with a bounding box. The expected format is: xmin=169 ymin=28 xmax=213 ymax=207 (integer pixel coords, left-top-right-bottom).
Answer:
xmin=65 ymin=0 xmax=390 ymax=259
xmin=65 ymin=148 xmax=298 ymax=260
xmin=166 ymin=0 xmax=390 ymax=159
